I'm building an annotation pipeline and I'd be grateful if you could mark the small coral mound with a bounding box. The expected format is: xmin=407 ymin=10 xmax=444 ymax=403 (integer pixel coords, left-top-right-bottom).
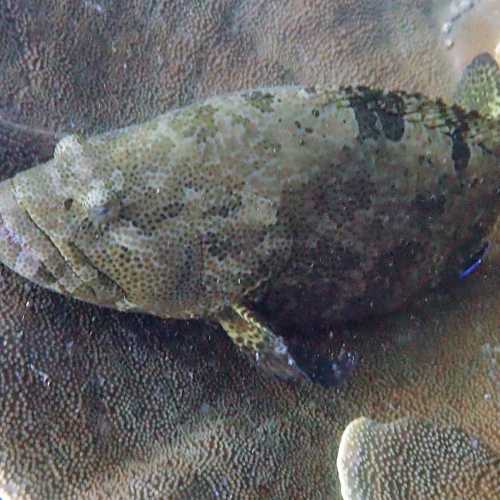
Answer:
xmin=455 ymin=52 xmax=500 ymax=117
xmin=337 ymin=417 xmax=500 ymax=499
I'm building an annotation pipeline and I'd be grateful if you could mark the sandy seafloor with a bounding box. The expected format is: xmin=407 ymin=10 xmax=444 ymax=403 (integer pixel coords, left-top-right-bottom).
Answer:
xmin=0 ymin=1 xmax=499 ymax=498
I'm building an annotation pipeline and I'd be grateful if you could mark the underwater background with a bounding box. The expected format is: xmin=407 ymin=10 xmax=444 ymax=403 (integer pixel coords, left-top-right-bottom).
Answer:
xmin=0 ymin=0 xmax=499 ymax=498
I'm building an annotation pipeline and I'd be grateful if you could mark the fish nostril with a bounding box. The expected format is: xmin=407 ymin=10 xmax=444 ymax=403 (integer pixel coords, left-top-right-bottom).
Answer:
xmin=63 ymin=198 xmax=74 ymax=210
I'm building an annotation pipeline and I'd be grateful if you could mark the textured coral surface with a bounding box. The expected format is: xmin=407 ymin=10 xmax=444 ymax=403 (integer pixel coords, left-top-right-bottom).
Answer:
xmin=0 ymin=0 xmax=480 ymax=138
xmin=337 ymin=417 xmax=500 ymax=499
xmin=0 ymin=0 xmax=499 ymax=498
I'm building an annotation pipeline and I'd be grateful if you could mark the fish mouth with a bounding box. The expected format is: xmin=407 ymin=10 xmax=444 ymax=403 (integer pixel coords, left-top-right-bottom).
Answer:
xmin=0 ymin=177 xmax=124 ymax=307
xmin=0 ymin=178 xmax=62 ymax=288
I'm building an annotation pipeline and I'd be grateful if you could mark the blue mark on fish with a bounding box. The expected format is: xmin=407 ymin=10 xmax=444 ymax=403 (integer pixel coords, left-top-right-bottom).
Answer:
xmin=459 ymin=241 xmax=490 ymax=279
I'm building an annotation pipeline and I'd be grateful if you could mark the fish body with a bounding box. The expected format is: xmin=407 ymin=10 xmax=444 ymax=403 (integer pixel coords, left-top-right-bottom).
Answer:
xmin=0 ymin=56 xmax=499 ymax=382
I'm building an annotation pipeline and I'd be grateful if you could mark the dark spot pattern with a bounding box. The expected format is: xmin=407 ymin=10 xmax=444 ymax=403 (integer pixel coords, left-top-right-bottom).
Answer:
xmin=244 ymin=91 xmax=275 ymax=113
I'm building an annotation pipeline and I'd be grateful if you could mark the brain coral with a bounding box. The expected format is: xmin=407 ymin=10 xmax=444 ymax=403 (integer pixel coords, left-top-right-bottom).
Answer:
xmin=0 ymin=0 xmax=499 ymax=498
xmin=337 ymin=417 xmax=500 ymax=499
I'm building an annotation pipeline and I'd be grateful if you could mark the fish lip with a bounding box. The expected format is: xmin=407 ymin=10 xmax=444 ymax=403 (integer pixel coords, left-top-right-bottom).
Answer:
xmin=0 ymin=163 xmax=132 ymax=311
xmin=0 ymin=179 xmax=59 ymax=288
xmin=0 ymin=177 xmax=89 ymax=298
xmin=11 ymin=171 xmax=130 ymax=308
xmin=0 ymin=177 xmax=77 ymax=292
xmin=2 ymin=172 xmax=129 ymax=308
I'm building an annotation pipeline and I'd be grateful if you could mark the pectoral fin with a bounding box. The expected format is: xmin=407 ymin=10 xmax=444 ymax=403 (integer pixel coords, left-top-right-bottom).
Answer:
xmin=217 ymin=303 xmax=309 ymax=382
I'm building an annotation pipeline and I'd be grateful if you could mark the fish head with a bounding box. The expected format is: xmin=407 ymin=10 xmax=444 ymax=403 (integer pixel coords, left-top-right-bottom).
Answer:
xmin=0 ymin=135 xmax=126 ymax=308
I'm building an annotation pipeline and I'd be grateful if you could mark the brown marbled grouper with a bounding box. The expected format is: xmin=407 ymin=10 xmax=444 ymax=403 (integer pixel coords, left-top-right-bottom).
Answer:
xmin=0 ymin=53 xmax=499 ymax=384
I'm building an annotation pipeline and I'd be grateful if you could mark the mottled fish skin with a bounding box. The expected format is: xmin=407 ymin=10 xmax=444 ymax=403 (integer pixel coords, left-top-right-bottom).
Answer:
xmin=1 ymin=85 xmax=499 ymax=316
xmin=0 ymin=81 xmax=499 ymax=380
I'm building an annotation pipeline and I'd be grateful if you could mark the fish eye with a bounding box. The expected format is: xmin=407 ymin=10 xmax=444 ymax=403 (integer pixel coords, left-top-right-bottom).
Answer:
xmin=93 ymin=205 xmax=110 ymax=217
xmin=63 ymin=198 xmax=74 ymax=210
xmin=87 ymin=198 xmax=121 ymax=227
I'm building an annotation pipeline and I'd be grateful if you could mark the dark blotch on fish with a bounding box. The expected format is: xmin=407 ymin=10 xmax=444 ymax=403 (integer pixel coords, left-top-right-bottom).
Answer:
xmin=350 ymin=87 xmax=380 ymax=142
xmin=450 ymin=127 xmax=471 ymax=173
xmin=350 ymin=87 xmax=406 ymax=142
xmin=437 ymin=101 xmax=472 ymax=173
xmin=375 ymin=91 xmax=406 ymax=141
